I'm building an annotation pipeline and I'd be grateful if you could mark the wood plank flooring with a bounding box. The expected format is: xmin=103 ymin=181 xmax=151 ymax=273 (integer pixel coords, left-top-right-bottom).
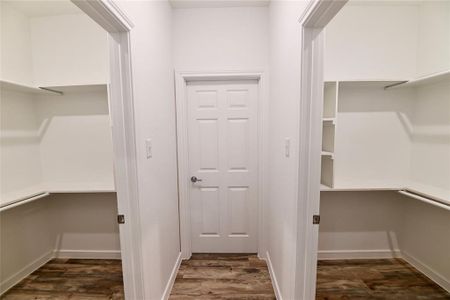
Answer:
xmin=2 ymin=256 xmax=449 ymax=299
xmin=1 ymin=259 xmax=124 ymax=300
xmin=169 ymin=253 xmax=276 ymax=299
xmin=316 ymin=258 xmax=450 ymax=300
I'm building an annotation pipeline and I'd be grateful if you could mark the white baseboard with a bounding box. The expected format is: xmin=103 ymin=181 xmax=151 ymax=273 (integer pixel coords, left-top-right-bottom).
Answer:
xmin=162 ymin=252 xmax=182 ymax=300
xmin=401 ymin=251 xmax=450 ymax=293
xmin=318 ymin=249 xmax=402 ymax=260
xmin=54 ymin=249 xmax=121 ymax=259
xmin=265 ymin=251 xmax=282 ymax=300
xmin=0 ymin=249 xmax=54 ymax=295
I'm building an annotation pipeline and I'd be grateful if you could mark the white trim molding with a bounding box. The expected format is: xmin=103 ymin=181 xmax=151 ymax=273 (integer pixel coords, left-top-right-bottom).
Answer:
xmin=70 ymin=1 xmax=145 ymax=299
xmin=72 ymin=0 xmax=134 ymax=32
xmin=175 ymin=71 xmax=268 ymax=259
xmin=54 ymin=249 xmax=121 ymax=259
xmin=294 ymin=1 xmax=347 ymax=300
xmin=265 ymin=251 xmax=282 ymax=300
xmin=162 ymin=252 xmax=183 ymax=300
xmin=0 ymin=250 xmax=54 ymax=295
xmin=402 ymin=251 xmax=450 ymax=292
xmin=318 ymin=249 xmax=402 ymax=260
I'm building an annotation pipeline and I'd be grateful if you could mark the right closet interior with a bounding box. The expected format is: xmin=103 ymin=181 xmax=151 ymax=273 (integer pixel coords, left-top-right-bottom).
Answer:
xmin=318 ymin=0 xmax=450 ymax=294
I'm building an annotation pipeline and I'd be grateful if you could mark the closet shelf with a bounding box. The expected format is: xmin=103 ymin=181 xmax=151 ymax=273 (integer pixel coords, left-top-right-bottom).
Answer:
xmin=320 ymin=186 xmax=400 ymax=192
xmin=42 ymin=84 xmax=108 ymax=94
xmin=47 ymin=181 xmax=115 ymax=194
xmin=321 ymin=151 xmax=334 ymax=159
xmin=0 ymin=79 xmax=61 ymax=95
xmin=403 ymin=183 xmax=450 ymax=206
xmin=330 ymin=80 xmax=407 ymax=88
xmin=1 ymin=183 xmax=116 ymax=211
xmin=323 ymin=118 xmax=335 ymax=125
xmin=384 ymin=70 xmax=450 ymax=89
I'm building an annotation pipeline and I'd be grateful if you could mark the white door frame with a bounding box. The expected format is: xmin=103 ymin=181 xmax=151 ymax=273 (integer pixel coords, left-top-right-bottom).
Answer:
xmin=294 ymin=1 xmax=347 ymax=299
xmin=71 ymin=1 xmax=145 ymax=299
xmin=175 ymin=71 xmax=268 ymax=259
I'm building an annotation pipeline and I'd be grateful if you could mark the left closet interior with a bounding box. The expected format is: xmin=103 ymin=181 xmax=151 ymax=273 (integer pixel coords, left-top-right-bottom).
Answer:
xmin=0 ymin=0 xmax=121 ymax=294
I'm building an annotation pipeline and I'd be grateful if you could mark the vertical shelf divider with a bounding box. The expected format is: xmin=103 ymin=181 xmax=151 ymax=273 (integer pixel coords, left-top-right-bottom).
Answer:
xmin=321 ymin=81 xmax=338 ymax=189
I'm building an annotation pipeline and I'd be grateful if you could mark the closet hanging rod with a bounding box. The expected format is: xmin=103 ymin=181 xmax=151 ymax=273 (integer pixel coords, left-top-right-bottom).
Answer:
xmin=0 ymin=192 xmax=50 ymax=213
xmin=398 ymin=190 xmax=450 ymax=212
xmin=39 ymin=87 xmax=64 ymax=95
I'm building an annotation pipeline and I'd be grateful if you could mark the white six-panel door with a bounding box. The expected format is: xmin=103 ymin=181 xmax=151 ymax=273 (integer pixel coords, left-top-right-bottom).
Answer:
xmin=187 ymin=80 xmax=258 ymax=253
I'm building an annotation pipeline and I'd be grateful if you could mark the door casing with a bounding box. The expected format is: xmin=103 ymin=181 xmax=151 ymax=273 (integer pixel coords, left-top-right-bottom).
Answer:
xmin=295 ymin=1 xmax=347 ymax=299
xmin=70 ymin=1 xmax=145 ymax=299
xmin=175 ymin=71 xmax=268 ymax=259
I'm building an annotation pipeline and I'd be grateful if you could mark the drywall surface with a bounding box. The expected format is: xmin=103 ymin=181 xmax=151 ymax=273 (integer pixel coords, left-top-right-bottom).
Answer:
xmin=416 ymin=1 xmax=450 ymax=77
xmin=319 ymin=192 xmax=402 ymax=257
xmin=267 ymin=1 xmax=308 ymax=298
xmin=173 ymin=6 xmax=269 ymax=71
xmin=0 ymin=198 xmax=54 ymax=294
xmin=0 ymin=90 xmax=43 ymax=205
xmin=50 ymin=193 xmax=120 ymax=258
xmin=119 ymin=1 xmax=181 ymax=299
xmin=36 ymin=91 xmax=114 ymax=191
xmin=30 ymin=13 xmax=108 ymax=87
xmin=0 ymin=2 xmax=34 ymax=85
xmin=398 ymin=196 xmax=450 ymax=289
xmin=409 ymin=81 xmax=450 ymax=193
xmin=334 ymin=85 xmax=414 ymax=189
xmin=324 ymin=2 xmax=418 ymax=81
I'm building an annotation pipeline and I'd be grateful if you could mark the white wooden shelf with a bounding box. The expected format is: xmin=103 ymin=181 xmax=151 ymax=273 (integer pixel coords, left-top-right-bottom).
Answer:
xmin=403 ymin=183 xmax=450 ymax=206
xmin=1 ymin=185 xmax=47 ymax=209
xmin=47 ymin=181 xmax=115 ymax=194
xmin=42 ymin=83 xmax=107 ymax=94
xmin=385 ymin=70 xmax=450 ymax=89
xmin=0 ymin=79 xmax=61 ymax=95
xmin=321 ymin=151 xmax=334 ymax=159
xmin=323 ymin=118 xmax=335 ymax=125
xmin=337 ymin=79 xmax=407 ymax=88
xmin=1 ymin=182 xmax=115 ymax=212
xmin=320 ymin=186 xmax=400 ymax=192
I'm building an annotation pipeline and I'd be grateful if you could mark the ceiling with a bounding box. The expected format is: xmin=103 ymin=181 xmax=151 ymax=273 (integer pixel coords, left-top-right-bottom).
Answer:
xmin=3 ymin=0 xmax=82 ymax=17
xmin=169 ymin=0 xmax=270 ymax=9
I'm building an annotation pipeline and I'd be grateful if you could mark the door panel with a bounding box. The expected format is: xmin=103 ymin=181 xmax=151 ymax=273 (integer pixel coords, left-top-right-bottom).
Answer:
xmin=187 ymin=81 xmax=258 ymax=253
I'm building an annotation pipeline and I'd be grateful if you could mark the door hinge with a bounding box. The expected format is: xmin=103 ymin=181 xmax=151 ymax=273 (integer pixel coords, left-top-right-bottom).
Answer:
xmin=117 ymin=214 xmax=125 ymax=224
xmin=313 ymin=215 xmax=320 ymax=225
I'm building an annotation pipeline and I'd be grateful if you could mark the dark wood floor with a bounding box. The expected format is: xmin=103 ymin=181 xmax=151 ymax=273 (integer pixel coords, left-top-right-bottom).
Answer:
xmin=316 ymin=258 xmax=450 ymax=300
xmin=170 ymin=253 xmax=276 ymax=299
xmin=1 ymin=259 xmax=124 ymax=300
xmin=2 ymin=257 xmax=449 ymax=299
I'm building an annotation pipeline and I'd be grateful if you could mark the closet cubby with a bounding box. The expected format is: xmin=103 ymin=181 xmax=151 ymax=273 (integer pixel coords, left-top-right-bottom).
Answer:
xmin=320 ymin=81 xmax=338 ymax=188
xmin=319 ymin=78 xmax=450 ymax=205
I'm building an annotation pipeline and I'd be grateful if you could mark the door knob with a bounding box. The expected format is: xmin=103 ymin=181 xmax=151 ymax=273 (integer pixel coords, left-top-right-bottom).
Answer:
xmin=190 ymin=176 xmax=203 ymax=183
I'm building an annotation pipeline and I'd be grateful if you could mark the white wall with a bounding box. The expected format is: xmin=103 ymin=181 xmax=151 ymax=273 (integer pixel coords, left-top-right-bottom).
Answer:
xmin=334 ymin=85 xmax=414 ymax=189
xmin=319 ymin=191 xmax=402 ymax=258
xmin=399 ymin=197 xmax=450 ymax=289
xmin=0 ymin=90 xmax=43 ymax=205
xmin=51 ymin=193 xmax=120 ymax=258
xmin=409 ymin=81 xmax=450 ymax=193
xmin=0 ymin=198 xmax=54 ymax=294
xmin=118 ymin=1 xmax=181 ymax=299
xmin=36 ymin=90 xmax=114 ymax=192
xmin=173 ymin=6 xmax=268 ymax=71
xmin=416 ymin=1 xmax=450 ymax=77
xmin=324 ymin=2 xmax=419 ymax=81
xmin=0 ymin=2 xmax=34 ymax=85
xmin=30 ymin=13 xmax=108 ymax=87
xmin=267 ymin=1 xmax=308 ymax=299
